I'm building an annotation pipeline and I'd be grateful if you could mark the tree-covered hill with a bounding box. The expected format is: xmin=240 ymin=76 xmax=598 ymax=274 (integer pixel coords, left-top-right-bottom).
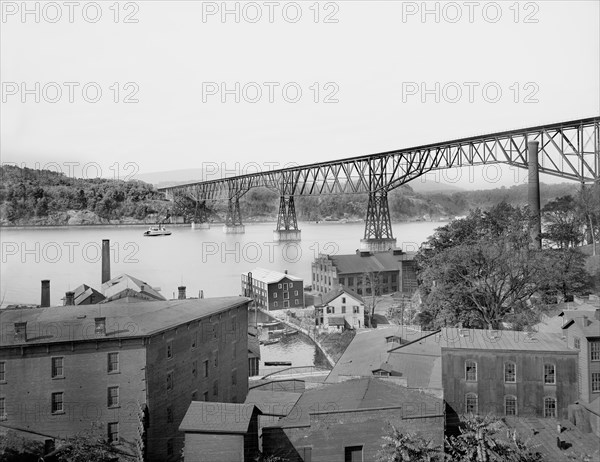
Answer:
xmin=0 ymin=165 xmax=171 ymax=226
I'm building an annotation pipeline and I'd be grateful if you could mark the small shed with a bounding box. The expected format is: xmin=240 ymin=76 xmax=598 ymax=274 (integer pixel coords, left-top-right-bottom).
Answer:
xmin=179 ymin=402 xmax=262 ymax=462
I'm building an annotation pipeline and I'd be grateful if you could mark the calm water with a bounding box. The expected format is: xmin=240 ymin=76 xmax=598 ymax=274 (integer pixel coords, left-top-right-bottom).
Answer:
xmin=0 ymin=221 xmax=444 ymax=308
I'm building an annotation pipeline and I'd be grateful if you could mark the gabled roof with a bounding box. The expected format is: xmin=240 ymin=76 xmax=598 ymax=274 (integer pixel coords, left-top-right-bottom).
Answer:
xmin=562 ymin=313 xmax=600 ymax=337
xmin=434 ymin=328 xmax=572 ymax=352
xmin=179 ymin=402 xmax=260 ymax=434
xmin=0 ymin=297 xmax=250 ymax=347
xmin=328 ymin=316 xmax=346 ymax=327
xmin=244 ymin=268 xmax=302 ymax=285
xmin=276 ymin=378 xmax=442 ymax=427
xmin=101 ymin=274 xmax=166 ymax=301
xmin=327 ymin=251 xmax=416 ymax=275
xmin=321 ymin=287 xmax=364 ymax=305
xmin=244 ymin=390 xmax=301 ymax=416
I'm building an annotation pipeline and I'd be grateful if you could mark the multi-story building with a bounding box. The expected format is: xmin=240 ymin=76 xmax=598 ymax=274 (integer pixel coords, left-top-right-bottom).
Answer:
xmin=316 ymin=287 xmax=365 ymax=331
xmin=311 ymin=249 xmax=417 ymax=297
xmin=562 ymin=310 xmax=600 ymax=404
xmin=0 ymin=296 xmax=250 ymax=462
xmin=241 ymin=268 xmax=304 ymax=311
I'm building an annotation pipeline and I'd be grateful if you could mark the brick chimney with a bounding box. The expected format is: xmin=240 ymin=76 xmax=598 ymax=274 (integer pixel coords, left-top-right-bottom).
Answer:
xmin=41 ymin=280 xmax=50 ymax=307
xmin=65 ymin=291 xmax=75 ymax=306
xmin=101 ymin=239 xmax=111 ymax=284
xmin=178 ymin=286 xmax=186 ymax=300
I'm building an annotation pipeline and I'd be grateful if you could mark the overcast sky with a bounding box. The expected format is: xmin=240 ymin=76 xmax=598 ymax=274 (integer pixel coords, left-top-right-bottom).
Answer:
xmin=1 ymin=1 xmax=599 ymax=189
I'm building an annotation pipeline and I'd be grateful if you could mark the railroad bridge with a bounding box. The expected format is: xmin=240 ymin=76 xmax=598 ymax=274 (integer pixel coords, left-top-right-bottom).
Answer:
xmin=159 ymin=117 xmax=599 ymax=252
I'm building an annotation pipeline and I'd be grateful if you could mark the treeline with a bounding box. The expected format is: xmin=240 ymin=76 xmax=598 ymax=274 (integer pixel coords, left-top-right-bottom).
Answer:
xmin=0 ymin=165 xmax=171 ymax=225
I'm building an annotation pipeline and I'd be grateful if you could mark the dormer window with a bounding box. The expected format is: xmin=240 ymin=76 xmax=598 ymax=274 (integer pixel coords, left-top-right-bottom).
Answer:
xmin=14 ymin=322 xmax=27 ymax=342
xmin=95 ymin=317 xmax=106 ymax=336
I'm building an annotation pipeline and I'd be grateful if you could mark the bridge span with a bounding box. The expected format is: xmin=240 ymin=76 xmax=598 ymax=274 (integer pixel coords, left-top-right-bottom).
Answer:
xmin=159 ymin=117 xmax=599 ymax=251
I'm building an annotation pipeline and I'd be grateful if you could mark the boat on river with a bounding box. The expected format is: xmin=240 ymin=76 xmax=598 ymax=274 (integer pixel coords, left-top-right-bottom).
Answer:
xmin=261 ymin=338 xmax=280 ymax=345
xmin=283 ymin=328 xmax=299 ymax=336
xmin=143 ymin=226 xmax=172 ymax=236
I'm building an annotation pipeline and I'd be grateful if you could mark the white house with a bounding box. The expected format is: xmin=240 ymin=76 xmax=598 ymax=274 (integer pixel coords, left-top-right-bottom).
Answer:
xmin=316 ymin=287 xmax=365 ymax=331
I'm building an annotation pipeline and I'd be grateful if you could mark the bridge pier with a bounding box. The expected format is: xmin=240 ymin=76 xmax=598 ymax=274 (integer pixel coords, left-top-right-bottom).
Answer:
xmin=192 ymin=200 xmax=210 ymax=229
xmin=360 ymin=190 xmax=396 ymax=252
xmin=223 ymin=196 xmax=245 ymax=234
xmin=274 ymin=195 xmax=301 ymax=241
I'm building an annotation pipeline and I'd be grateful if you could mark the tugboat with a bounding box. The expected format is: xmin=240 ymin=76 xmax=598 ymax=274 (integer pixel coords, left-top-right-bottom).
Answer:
xmin=143 ymin=225 xmax=172 ymax=237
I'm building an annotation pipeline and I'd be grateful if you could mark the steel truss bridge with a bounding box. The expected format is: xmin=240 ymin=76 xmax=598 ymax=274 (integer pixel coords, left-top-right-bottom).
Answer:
xmin=159 ymin=117 xmax=600 ymax=250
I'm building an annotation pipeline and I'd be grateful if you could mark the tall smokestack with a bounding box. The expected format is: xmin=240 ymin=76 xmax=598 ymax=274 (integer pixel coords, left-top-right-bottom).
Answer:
xmin=41 ymin=280 xmax=50 ymax=307
xmin=178 ymin=286 xmax=186 ymax=300
xmin=528 ymin=141 xmax=542 ymax=249
xmin=102 ymin=239 xmax=111 ymax=284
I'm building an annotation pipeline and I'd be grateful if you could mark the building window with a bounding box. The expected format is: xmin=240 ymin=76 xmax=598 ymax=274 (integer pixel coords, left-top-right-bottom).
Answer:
xmin=339 ymin=278 xmax=345 ymax=285
xmin=203 ymin=360 xmax=209 ymax=378
xmin=108 ymin=422 xmax=119 ymax=443
xmin=0 ymin=398 xmax=6 ymax=419
xmin=295 ymin=299 xmax=299 ymax=305
xmin=191 ymin=390 xmax=197 ymax=401
xmin=191 ymin=331 xmax=197 ymax=349
xmin=591 ymin=340 xmax=600 ymax=361
xmin=283 ymin=283 xmax=288 ymax=289
xmin=353 ymin=306 xmax=360 ymax=314
xmin=283 ymin=300 xmax=289 ymax=308
xmin=544 ymin=397 xmax=557 ymax=418
xmin=465 ymin=361 xmax=477 ymax=381
xmin=214 ymin=351 xmax=218 ymax=368
xmin=107 ymin=353 xmax=119 ymax=373
xmin=465 ymin=393 xmax=478 ymax=414
xmin=326 ymin=306 xmax=334 ymax=314
xmin=274 ymin=301 xmax=278 ymax=308
xmin=348 ymin=277 xmax=354 ymax=285
xmin=166 ymin=372 xmax=173 ymax=391
xmin=232 ymin=369 xmax=237 ymax=386
xmin=167 ymin=438 xmax=174 ymax=456
xmin=504 ymin=362 xmax=516 ymax=383
xmin=192 ymin=360 xmax=198 ymax=377
xmin=0 ymin=362 xmax=5 ymax=382
xmin=283 ymin=292 xmax=289 ymax=300
xmin=341 ymin=306 xmax=346 ymax=314
xmin=273 ymin=292 xmax=278 ymax=299
xmin=294 ymin=290 xmax=299 ymax=296
xmin=167 ymin=406 xmax=173 ymax=423
xmin=592 ymin=372 xmax=600 ymax=393
xmin=167 ymin=340 xmax=173 ymax=359
xmin=342 ymin=297 xmax=346 ymax=303
xmin=213 ymin=380 xmax=218 ymax=397
xmin=203 ymin=391 xmax=209 ymax=401
xmin=278 ymin=284 xmax=282 ymax=289
xmin=505 ymin=395 xmax=517 ymax=416
xmin=51 ymin=357 xmax=64 ymax=378
xmin=573 ymin=337 xmax=580 ymax=349
xmin=51 ymin=392 xmax=64 ymax=414
xmin=544 ymin=364 xmax=556 ymax=384
xmin=107 ymin=386 xmax=119 ymax=408
xmin=344 ymin=445 xmax=363 ymax=462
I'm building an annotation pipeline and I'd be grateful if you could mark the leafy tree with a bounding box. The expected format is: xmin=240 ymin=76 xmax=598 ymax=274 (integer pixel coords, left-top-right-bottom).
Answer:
xmin=416 ymin=204 xmax=568 ymax=329
xmin=542 ymin=195 xmax=584 ymax=248
xmin=362 ymin=271 xmax=385 ymax=328
xmin=56 ymin=422 xmax=133 ymax=462
xmin=445 ymin=414 xmax=542 ymax=462
xmin=377 ymin=423 xmax=442 ymax=462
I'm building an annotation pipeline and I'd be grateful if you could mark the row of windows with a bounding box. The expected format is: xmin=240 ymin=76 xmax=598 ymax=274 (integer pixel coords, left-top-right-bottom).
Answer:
xmin=325 ymin=305 xmax=361 ymax=314
xmin=464 ymin=360 xmax=557 ymax=384
xmin=272 ymin=300 xmax=300 ymax=308
xmin=277 ymin=282 xmax=300 ymax=290
xmin=464 ymin=393 xmax=558 ymax=418
xmin=272 ymin=290 xmax=299 ymax=299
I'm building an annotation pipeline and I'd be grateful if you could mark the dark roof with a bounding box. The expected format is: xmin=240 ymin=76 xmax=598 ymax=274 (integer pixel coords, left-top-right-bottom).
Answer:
xmin=244 ymin=390 xmax=301 ymax=416
xmin=329 ymin=251 xmax=416 ymax=275
xmin=321 ymin=287 xmax=364 ymax=305
xmin=179 ymin=402 xmax=259 ymax=433
xmin=0 ymin=297 xmax=251 ymax=347
xmin=276 ymin=378 xmax=442 ymax=427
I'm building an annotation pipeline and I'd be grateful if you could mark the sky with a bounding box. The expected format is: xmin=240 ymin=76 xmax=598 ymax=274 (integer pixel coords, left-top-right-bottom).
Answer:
xmin=1 ymin=0 xmax=599 ymax=189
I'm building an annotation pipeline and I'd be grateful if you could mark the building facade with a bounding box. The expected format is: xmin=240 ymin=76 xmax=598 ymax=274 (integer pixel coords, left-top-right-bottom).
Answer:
xmin=316 ymin=287 xmax=365 ymax=331
xmin=0 ymin=297 xmax=250 ymax=462
xmin=241 ymin=268 xmax=304 ymax=311
xmin=311 ymin=249 xmax=417 ymax=298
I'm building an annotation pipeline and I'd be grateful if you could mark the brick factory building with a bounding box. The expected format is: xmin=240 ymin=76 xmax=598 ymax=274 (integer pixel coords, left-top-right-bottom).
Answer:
xmin=241 ymin=268 xmax=304 ymax=311
xmin=311 ymin=249 xmax=417 ymax=298
xmin=0 ymin=296 xmax=251 ymax=462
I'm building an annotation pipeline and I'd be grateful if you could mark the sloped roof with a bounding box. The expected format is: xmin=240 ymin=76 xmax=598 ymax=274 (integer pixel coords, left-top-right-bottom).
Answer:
xmin=179 ymin=402 xmax=259 ymax=433
xmin=248 ymin=333 xmax=261 ymax=359
xmin=101 ymin=273 xmax=166 ymax=301
xmin=73 ymin=284 xmax=105 ymax=305
xmin=0 ymin=297 xmax=251 ymax=347
xmin=276 ymin=378 xmax=443 ymax=427
xmin=243 ymin=268 xmax=302 ymax=285
xmin=321 ymin=287 xmax=364 ymax=305
xmin=244 ymin=390 xmax=301 ymax=416
xmin=325 ymin=326 xmax=431 ymax=383
xmin=329 ymin=251 xmax=416 ymax=275
xmin=562 ymin=315 xmax=600 ymax=337
xmin=328 ymin=316 xmax=346 ymax=326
